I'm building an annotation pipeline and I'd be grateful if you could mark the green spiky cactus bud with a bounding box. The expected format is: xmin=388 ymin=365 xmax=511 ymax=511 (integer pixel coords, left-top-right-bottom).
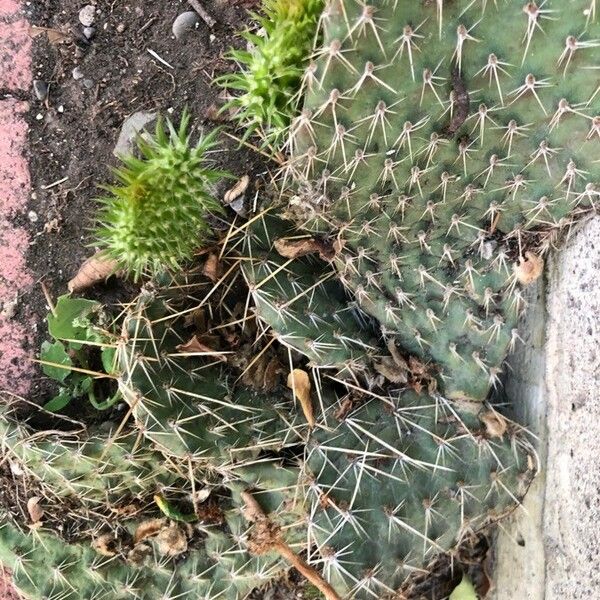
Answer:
xmin=95 ymin=111 xmax=229 ymax=280
xmin=219 ymin=0 xmax=324 ymax=145
xmin=286 ymin=0 xmax=600 ymax=401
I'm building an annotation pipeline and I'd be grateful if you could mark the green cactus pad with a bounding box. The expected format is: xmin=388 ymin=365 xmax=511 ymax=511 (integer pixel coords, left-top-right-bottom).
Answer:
xmin=242 ymin=211 xmax=378 ymax=375
xmin=304 ymin=388 xmax=536 ymax=598
xmin=116 ymin=281 xmax=310 ymax=464
xmin=0 ymin=512 xmax=286 ymax=600
xmin=287 ymin=0 xmax=600 ymax=401
xmin=0 ymin=404 xmax=177 ymax=515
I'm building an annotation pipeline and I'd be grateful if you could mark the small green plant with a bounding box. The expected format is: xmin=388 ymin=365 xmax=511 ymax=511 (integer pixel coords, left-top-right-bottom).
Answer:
xmin=450 ymin=576 xmax=478 ymax=600
xmin=218 ymin=0 xmax=324 ymax=146
xmin=95 ymin=111 xmax=229 ymax=280
xmin=40 ymin=295 xmax=119 ymax=412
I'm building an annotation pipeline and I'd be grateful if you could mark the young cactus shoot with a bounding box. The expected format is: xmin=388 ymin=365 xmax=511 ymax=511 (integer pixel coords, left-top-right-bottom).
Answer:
xmin=95 ymin=111 xmax=229 ymax=280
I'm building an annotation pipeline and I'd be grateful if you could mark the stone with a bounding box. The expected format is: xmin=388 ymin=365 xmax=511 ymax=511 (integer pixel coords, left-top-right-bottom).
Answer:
xmin=78 ymin=5 xmax=95 ymax=27
xmin=82 ymin=26 xmax=95 ymax=40
xmin=72 ymin=66 xmax=83 ymax=80
xmin=113 ymin=111 xmax=157 ymax=157
xmin=172 ymin=11 xmax=200 ymax=40
xmin=32 ymin=79 xmax=47 ymax=101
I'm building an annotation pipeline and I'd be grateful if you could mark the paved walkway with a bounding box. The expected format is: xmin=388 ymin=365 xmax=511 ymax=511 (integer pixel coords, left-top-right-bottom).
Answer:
xmin=0 ymin=0 xmax=34 ymax=398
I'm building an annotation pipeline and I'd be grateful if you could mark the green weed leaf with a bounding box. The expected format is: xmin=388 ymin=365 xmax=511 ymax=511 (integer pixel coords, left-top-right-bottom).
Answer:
xmin=43 ymin=388 xmax=72 ymax=412
xmin=40 ymin=340 xmax=72 ymax=383
xmin=450 ymin=576 xmax=478 ymax=600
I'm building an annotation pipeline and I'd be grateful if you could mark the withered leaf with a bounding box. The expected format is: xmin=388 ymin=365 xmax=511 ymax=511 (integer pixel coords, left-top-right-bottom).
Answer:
xmin=29 ymin=25 xmax=70 ymax=44
xmin=68 ymin=252 xmax=119 ymax=293
xmin=176 ymin=335 xmax=227 ymax=361
xmin=133 ymin=518 xmax=166 ymax=544
xmin=334 ymin=397 xmax=355 ymax=421
xmin=26 ymin=496 xmax=44 ymax=524
xmin=224 ymin=175 xmax=250 ymax=204
xmin=274 ymin=237 xmax=335 ymax=261
xmin=387 ymin=339 xmax=409 ymax=370
xmin=480 ymin=410 xmax=508 ymax=438
xmin=287 ymin=369 xmax=315 ymax=427
xmin=202 ymin=253 xmax=221 ymax=283
xmin=374 ymin=357 xmax=408 ymax=384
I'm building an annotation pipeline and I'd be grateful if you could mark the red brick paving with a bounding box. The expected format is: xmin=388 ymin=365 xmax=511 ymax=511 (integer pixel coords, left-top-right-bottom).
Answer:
xmin=0 ymin=1 xmax=34 ymax=595
xmin=0 ymin=1 xmax=35 ymax=398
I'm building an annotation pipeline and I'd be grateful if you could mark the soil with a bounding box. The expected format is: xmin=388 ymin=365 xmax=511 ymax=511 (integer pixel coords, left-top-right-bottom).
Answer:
xmin=22 ymin=0 xmax=267 ymax=403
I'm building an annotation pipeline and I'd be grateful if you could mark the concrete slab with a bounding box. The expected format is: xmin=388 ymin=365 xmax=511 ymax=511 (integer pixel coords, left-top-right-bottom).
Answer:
xmin=494 ymin=217 xmax=600 ymax=599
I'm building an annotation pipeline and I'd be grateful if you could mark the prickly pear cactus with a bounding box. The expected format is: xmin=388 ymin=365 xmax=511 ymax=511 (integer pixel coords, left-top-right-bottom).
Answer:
xmin=287 ymin=0 xmax=600 ymax=401
xmin=242 ymin=212 xmax=378 ymax=375
xmin=115 ymin=280 xmax=310 ymax=463
xmin=0 ymin=404 xmax=177 ymax=513
xmin=0 ymin=510 xmax=286 ymax=600
xmin=304 ymin=390 xmax=536 ymax=598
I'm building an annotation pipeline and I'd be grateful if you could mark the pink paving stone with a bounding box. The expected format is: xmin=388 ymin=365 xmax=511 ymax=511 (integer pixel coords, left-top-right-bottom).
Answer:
xmin=0 ymin=226 xmax=32 ymax=300
xmin=0 ymin=225 xmax=33 ymax=396
xmin=0 ymin=0 xmax=20 ymax=17
xmin=0 ymin=0 xmax=20 ymax=18
xmin=0 ymin=18 xmax=31 ymax=90
xmin=0 ymin=99 xmax=30 ymax=220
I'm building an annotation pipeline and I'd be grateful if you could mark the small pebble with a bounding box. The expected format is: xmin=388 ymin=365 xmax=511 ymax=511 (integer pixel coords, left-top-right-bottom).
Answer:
xmin=35 ymin=113 xmax=43 ymax=121
xmin=28 ymin=210 xmax=39 ymax=223
xmin=116 ymin=22 xmax=126 ymax=33
xmin=57 ymin=105 xmax=64 ymax=113
xmin=83 ymin=26 xmax=95 ymax=39
xmin=78 ymin=4 xmax=95 ymax=27
xmin=72 ymin=66 xmax=84 ymax=80
xmin=83 ymin=78 xmax=94 ymax=89
xmin=32 ymin=79 xmax=48 ymax=101
xmin=172 ymin=11 xmax=200 ymax=40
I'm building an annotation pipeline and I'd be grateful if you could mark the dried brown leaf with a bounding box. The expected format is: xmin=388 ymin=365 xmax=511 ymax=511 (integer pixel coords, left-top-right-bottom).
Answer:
xmin=92 ymin=533 xmax=118 ymax=557
xmin=176 ymin=335 xmax=227 ymax=361
xmin=334 ymin=397 xmax=355 ymax=421
xmin=224 ymin=175 xmax=250 ymax=204
xmin=183 ymin=307 xmax=207 ymax=332
xmin=274 ymin=237 xmax=335 ymax=261
xmin=67 ymin=252 xmax=119 ymax=292
xmin=387 ymin=339 xmax=409 ymax=370
xmin=287 ymin=368 xmax=315 ymax=427
xmin=374 ymin=357 xmax=408 ymax=383
xmin=29 ymin=25 xmax=70 ymax=44
xmin=262 ymin=356 xmax=283 ymax=391
xmin=26 ymin=497 xmax=44 ymax=524
xmin=133 ymin=518 xmax=166 ymax=544
xmin=202 ymin=253 xmax=221 ymax=283
xmin=514 ymin=251 xmax=544 ymax=285
xmin=480 ymin=411 xmax=508 ymax=438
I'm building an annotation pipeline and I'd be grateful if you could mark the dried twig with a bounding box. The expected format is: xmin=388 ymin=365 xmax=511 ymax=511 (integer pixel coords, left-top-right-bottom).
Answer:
xmin=188 ymin=0 xmax=216 ymax=28
xmin=241 ymin=491 xmax=341 ymax=600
